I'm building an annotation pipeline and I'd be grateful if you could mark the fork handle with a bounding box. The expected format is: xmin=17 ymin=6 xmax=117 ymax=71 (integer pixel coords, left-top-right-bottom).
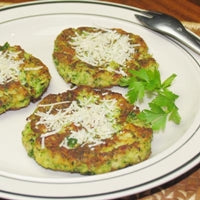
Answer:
xmin=168 ymin=24 xmax=200 ymax=55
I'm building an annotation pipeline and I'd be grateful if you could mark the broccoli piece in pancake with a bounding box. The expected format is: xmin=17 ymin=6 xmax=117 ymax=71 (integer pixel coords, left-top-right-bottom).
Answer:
xmin=22 ymin=86 xmax=152 ymax=175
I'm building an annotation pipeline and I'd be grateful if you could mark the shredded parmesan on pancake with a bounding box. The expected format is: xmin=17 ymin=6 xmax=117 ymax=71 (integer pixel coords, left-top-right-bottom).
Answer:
xmin=23 ymin=66 xmax=43 ymax=71
xmin=0 ymin=50 xmax=24 ymax=84
xmin=0 ymin=49 xmax=44 ymax=84
xmin=70 ymin=29 xmax=139 ymax=75
xmin=35 ymin=97 xmax=119 ymax=149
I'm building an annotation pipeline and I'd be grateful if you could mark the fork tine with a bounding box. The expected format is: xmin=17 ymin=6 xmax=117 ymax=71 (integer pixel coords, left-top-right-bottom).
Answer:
xmin=136 ymin=10 xmax=162 ymax=17
xmin=144 ymin=10 xmax=162 ymax=16
xmin=135 ymin=14 xmax=150 ymax=19
xmin=135 ymin=14 xmax=152 ymax=27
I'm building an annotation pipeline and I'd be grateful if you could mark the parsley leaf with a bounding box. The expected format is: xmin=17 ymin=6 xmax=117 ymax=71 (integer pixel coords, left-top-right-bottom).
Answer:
xmin=120 ymin=68 xmax=162 ymax=104
xmin=120 ymin=68 xmax=181 ymax=131
xmin=138 ymin=109 xmax=168 ymax=130
xmin=138 ymin=89 xmax=181 ymax=130
xmin=161 ymin=74 xmax=177 ymax=88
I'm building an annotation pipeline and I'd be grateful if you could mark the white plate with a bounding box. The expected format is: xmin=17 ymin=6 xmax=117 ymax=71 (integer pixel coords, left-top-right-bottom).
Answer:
xmin=0 ymin=0 xmax=200 ymax=199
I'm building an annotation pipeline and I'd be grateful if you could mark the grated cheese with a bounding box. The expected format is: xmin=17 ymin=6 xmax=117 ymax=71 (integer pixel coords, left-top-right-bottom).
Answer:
xmin=0 ymin=50 xmax=44 ymax=85
xmin=69 ymin=29 xmax=139 ymax=75
xmin=0 ymin=50 xmax=24 ymax=84
xmin=23 ymin=66 xmax=43 ymax=71
xmin=35 ymin=97 xmax=119 ymax=149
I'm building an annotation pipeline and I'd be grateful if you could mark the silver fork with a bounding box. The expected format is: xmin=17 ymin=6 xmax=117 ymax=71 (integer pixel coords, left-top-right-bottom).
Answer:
xmin=135 ymin=11 xmax=200 ymax=55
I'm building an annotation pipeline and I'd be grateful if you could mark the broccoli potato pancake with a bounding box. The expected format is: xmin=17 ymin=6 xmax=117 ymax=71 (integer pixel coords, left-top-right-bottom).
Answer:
xmin=22 ymin=86 xmax=152 ymax=175
xmin=53 ymin=27 xmax=158 ymax=88
xmin=0 ymin=43 xmax=51 ymax=114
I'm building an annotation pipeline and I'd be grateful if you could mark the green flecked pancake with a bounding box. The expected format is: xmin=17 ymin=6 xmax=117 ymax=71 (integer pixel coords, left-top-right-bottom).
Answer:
xmin=22 ymin=86 xmax=153 ymax=175
xmin=0 ymin=42 xmax=51 ymax=114
xmin=53 ymin=27 xmax=158 ymax=88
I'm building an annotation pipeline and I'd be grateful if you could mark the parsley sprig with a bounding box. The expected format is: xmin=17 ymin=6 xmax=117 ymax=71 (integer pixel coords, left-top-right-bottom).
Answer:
xmin=120 ymin=68 xmax=181 ymax=131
